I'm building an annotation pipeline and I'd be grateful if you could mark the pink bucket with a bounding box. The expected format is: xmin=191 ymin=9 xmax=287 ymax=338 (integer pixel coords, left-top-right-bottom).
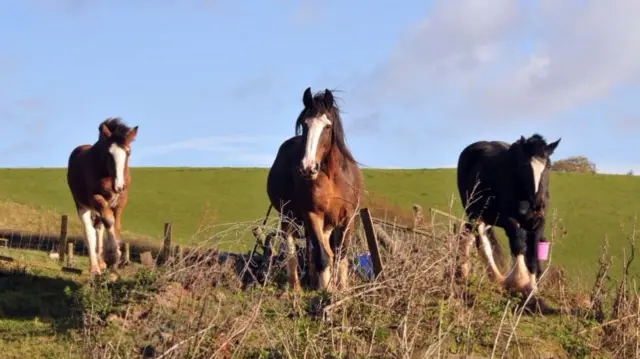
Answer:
xmin=538 ymin=241 xmax=550 ymax=261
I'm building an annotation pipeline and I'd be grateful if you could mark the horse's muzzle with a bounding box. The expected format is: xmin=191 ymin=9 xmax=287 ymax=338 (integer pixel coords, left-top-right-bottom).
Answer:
xmin=299 ymin=162 xmax=320 ymax=180
xmin=113 ymin=177 xmax=126 ymax=193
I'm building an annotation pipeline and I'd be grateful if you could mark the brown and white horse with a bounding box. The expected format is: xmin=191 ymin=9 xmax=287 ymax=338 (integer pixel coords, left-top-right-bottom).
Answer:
xmin=267 ymin=87 xmax=363 ymax=292
xmin=67 ymin=118 xmax=138 ymax=276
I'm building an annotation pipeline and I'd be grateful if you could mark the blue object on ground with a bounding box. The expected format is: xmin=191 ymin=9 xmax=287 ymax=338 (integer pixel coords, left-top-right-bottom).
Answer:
xmin=356 ymin=253 xmax=374 ymax=280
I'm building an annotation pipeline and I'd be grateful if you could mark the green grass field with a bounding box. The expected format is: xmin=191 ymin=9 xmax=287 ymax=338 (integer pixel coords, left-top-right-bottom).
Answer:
xmin=0 ymin=167 xmax=638 ymax=281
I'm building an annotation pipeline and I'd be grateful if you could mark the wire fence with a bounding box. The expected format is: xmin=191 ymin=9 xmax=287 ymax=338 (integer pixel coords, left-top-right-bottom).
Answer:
xmin=0 ymin=206 xmax=459 ymax=277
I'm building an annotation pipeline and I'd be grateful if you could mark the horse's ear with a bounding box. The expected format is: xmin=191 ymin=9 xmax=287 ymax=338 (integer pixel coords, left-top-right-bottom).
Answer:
xmin=126 ymin=126 xmax=139 ymax=142
xmin=303 ymin=87 xmax=313 ymax=108
xmin=100 ymin=124 xmax=112 ymax=139
xmin=323 ymin=89 xmax=334 ymax=108
xmin=545 ymin=138 xmax=561 ymax=156
xmin=519 ymin=135 xmax=526 ymax=143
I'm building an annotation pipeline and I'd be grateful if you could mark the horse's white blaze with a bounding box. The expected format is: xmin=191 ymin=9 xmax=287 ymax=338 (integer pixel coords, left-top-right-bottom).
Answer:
xmin=530 ymin=157 xmax=547 ymax=194
xmin=109 ymin=143 xmax=127 ymax=191
xmin=301 ymin=114 xmax=331 ymax=172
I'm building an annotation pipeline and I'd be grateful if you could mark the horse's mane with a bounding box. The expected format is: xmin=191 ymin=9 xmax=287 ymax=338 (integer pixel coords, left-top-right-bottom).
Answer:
xmin=516 ymin=133 xmax=550 ymax=158
xmin=99 ymin=117 xmax=132 ymax=142
xmin=295 ymin=91 xmax=358 ymax=166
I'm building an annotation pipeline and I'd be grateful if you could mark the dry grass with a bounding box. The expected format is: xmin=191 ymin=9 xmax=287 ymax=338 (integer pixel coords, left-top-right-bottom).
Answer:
xmin=0 ymin=199 xmax=156 ymax=242
xmin=0 ymin=200 xmax=84 ymax=236
xmin=58 ymin=206 xmax=638 ymax=359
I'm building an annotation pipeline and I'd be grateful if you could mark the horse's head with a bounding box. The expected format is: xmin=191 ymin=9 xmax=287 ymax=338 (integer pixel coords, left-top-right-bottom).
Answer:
xmin=296 ymin=87 xmax=338 ymax=180
xmin=98 ymin=118 xmax=138 ymax=193
xmin=511 ymin=134 xmax=560 ymax=210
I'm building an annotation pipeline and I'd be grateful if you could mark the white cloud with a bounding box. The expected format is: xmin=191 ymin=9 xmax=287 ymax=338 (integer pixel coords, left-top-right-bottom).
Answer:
xmin=477 ymin=0 xmax=640 ymax=120
xmin=360 ymin=0 xmax=519 ymax=103
xmin=357 ymin=0 xmax=640 ymax=122
xmin=135 ymin=135 xmax=276 ymax=166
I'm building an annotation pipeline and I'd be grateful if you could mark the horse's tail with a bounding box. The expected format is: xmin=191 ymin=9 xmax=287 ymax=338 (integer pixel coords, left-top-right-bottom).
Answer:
xmin=486 ymin=227 xmax=508 ymax=272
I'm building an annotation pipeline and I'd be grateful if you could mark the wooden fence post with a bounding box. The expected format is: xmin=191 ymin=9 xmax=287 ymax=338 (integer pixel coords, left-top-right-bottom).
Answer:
xmin=58 ymin=215 xmax=68 ymax=263
xmin=157 ymin=222 xmax=172 ymax=266
xmin=66 ymin=242 xmax=74 ymax=267
xmin=359 ymin=208 xmax=384 ymax=278
xmin=412 ymin=204 xmax=423 ymax=230
xmin=174 ymin=245 xmax=183 ymax=263
xmin=123 ymin=242 xmax=130 ymax=265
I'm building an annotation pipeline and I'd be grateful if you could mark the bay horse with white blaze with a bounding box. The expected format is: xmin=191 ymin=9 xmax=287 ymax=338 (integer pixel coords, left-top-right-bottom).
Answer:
xmin=266 ymin=87 xmax=363 ymax=292
xmin=456 ymin=134 xmax=560 ymax=298
xmin=67 ymin=118 xmax=138 ymax=275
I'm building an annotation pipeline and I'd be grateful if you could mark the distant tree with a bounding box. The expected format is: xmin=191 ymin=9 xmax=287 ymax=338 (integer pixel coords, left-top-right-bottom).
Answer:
xmin=627 ymin=170 xmax=634 ymax=176
xmin=551 ymin=156 xmax=597 ymax=173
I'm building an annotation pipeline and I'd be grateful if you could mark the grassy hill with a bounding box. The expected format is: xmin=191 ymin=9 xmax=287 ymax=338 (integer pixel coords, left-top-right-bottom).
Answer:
xmin=0 ymin=167 xmax=638 ymax=281
xmin=1 ymin=214 xmax=636 ymax=359
xmin=1 ymin=167 xmax=639 ymax=358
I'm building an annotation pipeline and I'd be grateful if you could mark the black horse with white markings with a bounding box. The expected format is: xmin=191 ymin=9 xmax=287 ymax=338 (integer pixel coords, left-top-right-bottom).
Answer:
xmin=456 ymin=134 xmax=561 ymax=298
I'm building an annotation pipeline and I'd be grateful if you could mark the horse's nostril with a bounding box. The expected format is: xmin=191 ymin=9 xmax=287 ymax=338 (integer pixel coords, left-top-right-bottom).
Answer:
xmin=312 ymin=163 xmax=320 ymax=173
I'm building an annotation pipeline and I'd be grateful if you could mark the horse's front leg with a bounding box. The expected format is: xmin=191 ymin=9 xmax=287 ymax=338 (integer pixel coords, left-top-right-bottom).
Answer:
xmin=524 ymin=216 xmax=545 ymax=296
xmin=305 ymin=235 xmax=317 ymax=289
xmin=108 ymin=205 xmax=124 ymax=269
xmin=332 ymin=226 xmax=350 ymax=291
xmin=77 ymin=207 xmax=101 ymax=276
xmin=306 ymin=212 xmax=335 ymax=291
xmin=91 ymin=195 xmax=120 ymax=270
xmin=93 ymin=215 xmax=106 ymax=270
xmin=503 ymin=217 xmax=532 ymax=294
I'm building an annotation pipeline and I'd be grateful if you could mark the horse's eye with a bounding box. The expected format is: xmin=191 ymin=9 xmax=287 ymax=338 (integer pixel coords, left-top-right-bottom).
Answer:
xmin=325 ymin=124 xmax=331 ymax=130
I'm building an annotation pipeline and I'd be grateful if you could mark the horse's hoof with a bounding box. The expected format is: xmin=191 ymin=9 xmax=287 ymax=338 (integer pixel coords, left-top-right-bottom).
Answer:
xmin=90 ymin=265 xmax=102 ymax=276
xmin=522 ymin=296 xmax=558 ymax=315
xmin=503 ymin=275 xmax=531 ymax=293
xmin=104 ymin=250 xmax=121 ymax=268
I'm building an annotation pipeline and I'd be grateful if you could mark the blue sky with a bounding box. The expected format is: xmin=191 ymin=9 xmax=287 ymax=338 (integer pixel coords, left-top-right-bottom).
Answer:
xmin=0 ymin=0 xmax=638 ymax=173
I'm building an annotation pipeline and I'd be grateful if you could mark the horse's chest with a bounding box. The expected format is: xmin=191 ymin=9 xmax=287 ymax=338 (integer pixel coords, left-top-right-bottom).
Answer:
xmin=294 ymin=178 xmax=341 ymax=219
xmin=311 ymin=186 xmax=344 ymax=224
xmin=309 ymin=184 xmax=332 ymax=206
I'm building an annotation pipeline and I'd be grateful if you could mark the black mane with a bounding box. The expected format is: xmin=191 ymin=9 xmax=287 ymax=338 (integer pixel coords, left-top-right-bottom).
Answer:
xmin=99 ymin=117 xmax=132 ymax=144
xmin=515 ymin=133 xmax=550 ymax=159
